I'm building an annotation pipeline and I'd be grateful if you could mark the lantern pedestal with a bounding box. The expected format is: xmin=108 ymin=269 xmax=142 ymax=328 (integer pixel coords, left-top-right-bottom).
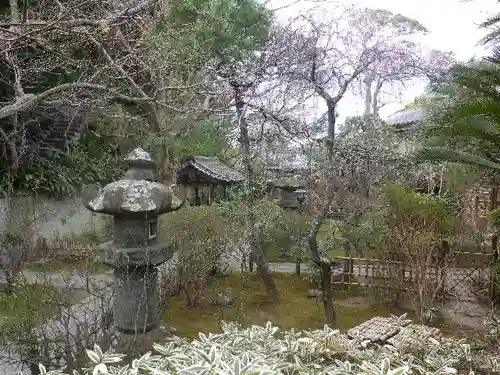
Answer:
xmin=97 ymin=241 xmax=174 ymax=333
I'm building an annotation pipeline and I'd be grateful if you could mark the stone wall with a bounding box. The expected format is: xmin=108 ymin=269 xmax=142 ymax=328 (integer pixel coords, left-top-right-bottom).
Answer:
xmin=0 ymin=193 xmax=107 ymax=245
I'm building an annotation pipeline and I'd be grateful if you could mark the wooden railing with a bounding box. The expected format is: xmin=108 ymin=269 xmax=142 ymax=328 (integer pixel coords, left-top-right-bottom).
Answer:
xmin=330 ymin=256 xmax=430 ymax=290
xmin=331 ymin=250 xmax=499 ymax=301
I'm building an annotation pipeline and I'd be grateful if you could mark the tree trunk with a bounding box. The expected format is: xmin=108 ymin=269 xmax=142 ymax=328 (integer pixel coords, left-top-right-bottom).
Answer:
xmin=371 ymin=77 xmax=383 ymax=117
xmin=307 ymin=97 xmax=338 ymax=323
xmin=248 ymin=253 xmax=254 ymax=273
xmin=234 ymin=85 xmax=278 ymax=302
xmin=151 ymin=72 xmax=174 ymax=182
xmin=295 ymin=261 xmax=301 ymax=275
xmin=2 ymin=0 xmax=22 ymax=183
xmin=28 ymin=346 xmax=40 ymax=375
xmin=320 ymin=260 xmax=335 ymax=321
xmin=308 ymin=207 xmax=336 ymax=323
xmin=363 ymin=74 xmax=373 ymax=116
xmin=240 ymin=254 xmax=247 ymax=272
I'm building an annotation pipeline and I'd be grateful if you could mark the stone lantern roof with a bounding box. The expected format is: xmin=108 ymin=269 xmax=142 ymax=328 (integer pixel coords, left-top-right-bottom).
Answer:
xmin=124 ymin=147 xmax=155 ymax=166
xmin=82 ymin=147 xmax=182 ymax=216
xmin=83 ymin=179 xmax=182 ymax=215
xmin=123 ymin=147 xmax=156 ymax=181
xmin=271 ymin=176 xmax=305 ymax=191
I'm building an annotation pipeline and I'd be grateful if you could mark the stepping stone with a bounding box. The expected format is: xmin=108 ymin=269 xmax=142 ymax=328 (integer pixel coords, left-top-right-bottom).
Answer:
xmin=347 ymin=316 xmax=401 ymax=343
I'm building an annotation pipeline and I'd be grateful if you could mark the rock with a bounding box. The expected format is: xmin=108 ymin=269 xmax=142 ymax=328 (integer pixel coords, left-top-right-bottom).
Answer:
xmin=213 ymin=291 xmax=234 ymax=307
xmin=159 ymin=325 xmax=178 ymax=335
xmin=307 ymin=289 xmax=323 ymax=298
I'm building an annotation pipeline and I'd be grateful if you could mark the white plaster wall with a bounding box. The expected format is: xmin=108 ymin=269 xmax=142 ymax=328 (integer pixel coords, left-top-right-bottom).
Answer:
xmin=0 ymin=194 xmax=106 ymax=241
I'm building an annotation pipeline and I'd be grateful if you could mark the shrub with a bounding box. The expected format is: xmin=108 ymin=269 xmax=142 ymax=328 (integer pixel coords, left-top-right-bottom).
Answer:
xmin=256 ymin=201 xmax=311 ymax=261
xmin=378 ymin=184 xmax=462 ymax=321
xmin=331 ymin=220 xmax=389 ymax=258
xmin=159 ymin=205 xmax=239 ymax=307
xmin=45 ymin=319 xmax=497 ymax=375
xmin=489 ymin=209 xmax=500 ymax=303
xmin=217 ymin=198 xmax=310 ymax=261
xmin=282 ymin=212 xmax=311 ymax=259
xmin=384 ymin=184 xmax=459 ymax=235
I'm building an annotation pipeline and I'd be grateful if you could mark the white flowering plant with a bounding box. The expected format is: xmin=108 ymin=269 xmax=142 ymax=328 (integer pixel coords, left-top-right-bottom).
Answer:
xmin=38 ymin=320 xmax=489 ymax=375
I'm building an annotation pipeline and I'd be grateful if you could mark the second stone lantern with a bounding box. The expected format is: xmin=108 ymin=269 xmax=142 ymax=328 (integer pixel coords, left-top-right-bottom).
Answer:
xmin=82 ymin=148 xmax=182 ymax=334
xmin=270 ymin=176 xmax=306 ymax=211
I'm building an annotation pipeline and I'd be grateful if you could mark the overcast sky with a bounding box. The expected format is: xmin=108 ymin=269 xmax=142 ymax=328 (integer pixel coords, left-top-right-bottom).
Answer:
xmin=267 ymin=0 xmax=500 ymax=122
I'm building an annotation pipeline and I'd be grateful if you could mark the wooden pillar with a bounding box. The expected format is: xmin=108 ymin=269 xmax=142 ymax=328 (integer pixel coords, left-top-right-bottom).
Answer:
xmin=209 ymin=184 xmax=215 ymax=205
xmin=194 ymin=186 xmax=200 ymax=206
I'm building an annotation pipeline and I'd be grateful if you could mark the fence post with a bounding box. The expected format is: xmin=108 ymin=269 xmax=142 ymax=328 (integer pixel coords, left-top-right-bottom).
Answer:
xmin=490 ymin=234 xmax=498 ymax=302
xmin=341 ymin=257 xmax=352 ymax=288
xmin=348 ymin=256 xmax=352 ymax=284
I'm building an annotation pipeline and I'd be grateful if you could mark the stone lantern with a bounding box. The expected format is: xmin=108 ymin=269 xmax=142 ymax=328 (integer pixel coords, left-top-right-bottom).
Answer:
xmin=82 ymin=148 xmax=182 ymax=334
xmin=271 ymin=176 xmax=306 ymax=210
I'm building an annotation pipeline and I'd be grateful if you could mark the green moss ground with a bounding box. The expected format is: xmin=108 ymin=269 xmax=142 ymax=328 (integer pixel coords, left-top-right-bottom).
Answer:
xmin=0 ymin=284 xmax=89 ymax=327
xmin=162 ymin=272 xmax=417 ymax=339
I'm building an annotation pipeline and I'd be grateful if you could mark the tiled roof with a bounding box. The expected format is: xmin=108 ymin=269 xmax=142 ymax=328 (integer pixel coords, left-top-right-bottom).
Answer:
xmin=386 ymin=108 xmax=427 ymax=128
xmin=179 ymin=156 xmax=245 ymax=183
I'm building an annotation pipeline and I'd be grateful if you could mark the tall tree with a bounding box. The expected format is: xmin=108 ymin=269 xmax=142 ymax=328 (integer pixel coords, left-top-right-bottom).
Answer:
xmin=355 ymin=9 xmax=454 ymax=117
xmin=271 ymin=5 xmax=413 ymax=323
xmin=215 ymin=35 xmax=283 ymax=301
xmin=479 ymin=7 xmax=500 ymax=45
xmin=250 ymin=4 xmax=454 ymax=322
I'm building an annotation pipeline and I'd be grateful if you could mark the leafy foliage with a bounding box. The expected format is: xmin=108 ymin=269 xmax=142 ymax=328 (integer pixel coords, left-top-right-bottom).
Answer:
xmin=384 ymin=184 xmax=460 ymax=235
xmin=152 ymin=0 xmax=271 ymax=66
xmin=218 ymin=198 xmax=311 ymax=261
xmin=0 ymin=129 xmax=123 ymax=198
xmin=1 ymin=0 xmax=271 ymax=190
xmin=169 ymin=119 xmax=235 ymax=162
xmin=43 ymin=320 xmax=490 ymax=375
xmin=420 ymin=55 xmax=500 ymax=177
xmin=479 ymin=11 xmax=500 ymax=45
xmin=139 ymin=119 xmax=236 ymax=167
xmin=490 ymin=207 xmax=500 ymax=233
xmin=159 ymin=205 xmax=239 ymax=306
xmin=337 ymin=220 xmax=390 ymax=258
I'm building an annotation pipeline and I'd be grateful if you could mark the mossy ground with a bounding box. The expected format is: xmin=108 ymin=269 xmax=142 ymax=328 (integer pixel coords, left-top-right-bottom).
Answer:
xmin=162 ymin=272 xmax=418 ymax=339
xmin=0 ymin=283 xmax=89 ymax=326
